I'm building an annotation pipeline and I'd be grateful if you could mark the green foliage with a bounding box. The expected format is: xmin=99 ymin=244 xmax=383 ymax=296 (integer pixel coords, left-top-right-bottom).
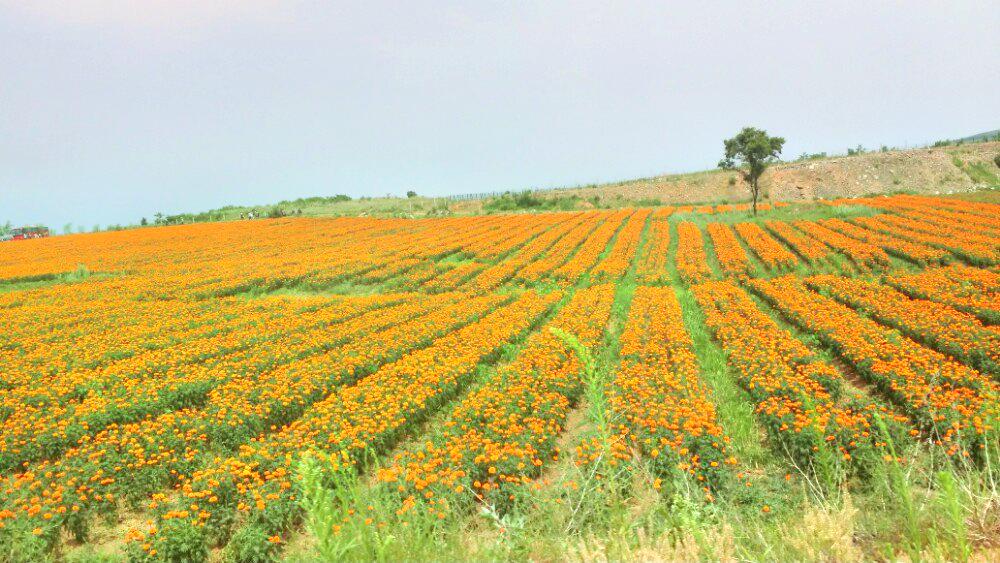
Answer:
xmin=486 ymin=191 xmax=544 ymax=211
xmin=297 ymin=453 xmax=355 ymax=561
xmin=994 ymin=154 xmax=1000 ymax=168
xmin=550 ymin=328 xmax=604 ymax=436
xmin=718 ymin=127 xmax=785 ymax=215
xmin=406 ymin=190 xmax=417 ymax=198
xmin=483 ymin=191 xmax=582 ymax=213
xmin=634 ymin=197 xmax=662 ymax=207
xmin=0 ymin=519 xmax=53 ymax=563
xmin=795 ymin=152 xmax=827 ymax=162
xmin=135 ymin=518 xmax=208 ymax=562
xmin=965 ymin=162 xmax=1000 ymax=185
xmin=935 ymin=470 xmax=970 ymax=562
xmin=952 ymin=156 xmax=1000 ymax=186
xmin=224 ymin=524 xmax=282 ymax=563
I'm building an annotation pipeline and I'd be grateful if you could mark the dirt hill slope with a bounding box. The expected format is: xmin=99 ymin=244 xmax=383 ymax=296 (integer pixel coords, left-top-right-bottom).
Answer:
xmin=549 ymin=141 xmax=1000 ymax=205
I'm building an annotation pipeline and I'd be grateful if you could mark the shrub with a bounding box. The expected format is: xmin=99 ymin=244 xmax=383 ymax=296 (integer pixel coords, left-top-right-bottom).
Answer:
xmin=484 ymin=191 xmax=580 ymax=212
xmin=138 ymin=519 xmax=208 ymax=562
xmin=224 ymin=524 xmax=282 ymax=563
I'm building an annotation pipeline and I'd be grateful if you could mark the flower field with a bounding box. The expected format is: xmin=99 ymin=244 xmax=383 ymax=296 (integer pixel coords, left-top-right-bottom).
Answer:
xmin=0 ymin=194 xmax=998 ymax=561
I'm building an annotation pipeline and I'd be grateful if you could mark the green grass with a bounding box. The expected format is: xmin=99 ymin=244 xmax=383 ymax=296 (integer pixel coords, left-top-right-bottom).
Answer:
xmin=965 ymin=162 xmax=1000 ymax=186
xmin=163 ymin=195 xmax=456 ymax=224
xmin=671 ymin=203 xmax=879 ymax=226
xmin=946 ymin=187 xmax=1000 ymax=204
xmin=288 ymin=399 xmax=1000 ymax=562
xmin=0 ymin=266 xmax=111 ymax=295
xmin=241 ymin=282 xmax=390 ymax=299
xmin=951 ymin=155 xmax=1000 ymax=186
xmin=672 ymin=283 xmax=771 ymax=466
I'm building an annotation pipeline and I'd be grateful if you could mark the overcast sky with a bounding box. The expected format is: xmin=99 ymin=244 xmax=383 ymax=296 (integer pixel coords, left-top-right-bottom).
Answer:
xmin=2 ymin=1 xmax=998 ymax=229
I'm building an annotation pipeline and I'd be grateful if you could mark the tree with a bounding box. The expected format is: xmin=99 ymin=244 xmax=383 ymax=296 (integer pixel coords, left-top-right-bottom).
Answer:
xmin=406 ymin=190 xmax=417 ymax=198
xmin=0 ymin=221 xmax=11 ymax=235
xmin=140 ymin=217 xmax=148 ymax=226
xmin=154 ymin=212 xmax=164 ymax=225
xmin=718 ymin=127 xmax=785 ymax=216
xmin=62 ymin=223 xmax=74 ymax=235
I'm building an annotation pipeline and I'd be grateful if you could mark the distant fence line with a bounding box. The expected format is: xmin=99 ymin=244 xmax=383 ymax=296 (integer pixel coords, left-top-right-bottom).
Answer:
xmin=446 ymin=191 xmax=506 ymax=201
xmin=445 ymin=187 xmax=570 ymax=201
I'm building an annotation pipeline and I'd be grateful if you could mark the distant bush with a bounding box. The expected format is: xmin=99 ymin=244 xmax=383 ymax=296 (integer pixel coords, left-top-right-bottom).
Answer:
xmin=994 ymin=154 xmax=1000 ymax=168
xmin=795 ymin=152 xmax=827 ymax=162
xmin=635 ymin=198 xmax=662 ymax=207
xmin=484 ymin=191 xmax=543 ymax=212
xmin=483 ymin=191 xmax=582 ymax=213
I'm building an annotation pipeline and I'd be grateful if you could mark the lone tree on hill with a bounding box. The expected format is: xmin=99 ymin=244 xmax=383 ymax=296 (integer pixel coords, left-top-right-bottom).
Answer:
xmin=718 ymin=127 xmax=785 ymax=216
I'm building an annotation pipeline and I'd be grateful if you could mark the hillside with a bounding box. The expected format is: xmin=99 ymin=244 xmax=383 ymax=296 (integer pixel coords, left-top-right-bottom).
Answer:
xmin=959 ymin=129 xmax=1000 ymax=143
xmin=156 ymin=141 xmax=1000 ymax=226
xmin=547 ymin=140 xmax=1000 ymax=205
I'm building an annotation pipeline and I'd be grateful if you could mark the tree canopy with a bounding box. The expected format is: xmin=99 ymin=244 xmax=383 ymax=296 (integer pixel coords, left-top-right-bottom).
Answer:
xmin=718 ymin=127 xmax=785 ymax=215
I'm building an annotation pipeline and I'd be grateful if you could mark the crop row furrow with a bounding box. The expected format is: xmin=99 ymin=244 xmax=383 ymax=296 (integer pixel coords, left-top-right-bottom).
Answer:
xmin=750 ymin=276 xmax=999 ymax=459
xmin=133 ymin=290 xmax=557 ymax=558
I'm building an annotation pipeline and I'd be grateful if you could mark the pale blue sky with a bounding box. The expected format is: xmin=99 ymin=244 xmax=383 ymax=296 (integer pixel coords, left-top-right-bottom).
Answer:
xmin=2 ymin=1 xmax=997 ymax=229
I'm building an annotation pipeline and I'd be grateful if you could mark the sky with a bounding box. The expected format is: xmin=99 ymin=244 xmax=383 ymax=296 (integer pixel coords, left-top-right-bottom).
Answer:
xmin=1 ymin=1 xmax=998 ymax=230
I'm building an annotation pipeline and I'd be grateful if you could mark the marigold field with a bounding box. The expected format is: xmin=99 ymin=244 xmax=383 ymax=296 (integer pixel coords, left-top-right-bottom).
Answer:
xmin=1 ymin=194 xmax=998 ymax=562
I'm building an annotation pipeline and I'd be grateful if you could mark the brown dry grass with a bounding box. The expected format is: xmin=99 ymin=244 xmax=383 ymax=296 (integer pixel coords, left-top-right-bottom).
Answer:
xmin=544 ymin=141 xmax=1000 ymax=206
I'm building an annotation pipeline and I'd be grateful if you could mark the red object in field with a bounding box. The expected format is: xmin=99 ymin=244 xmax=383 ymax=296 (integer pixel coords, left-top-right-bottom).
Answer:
xmin=2 ymin=227 xmax=50 ymax=241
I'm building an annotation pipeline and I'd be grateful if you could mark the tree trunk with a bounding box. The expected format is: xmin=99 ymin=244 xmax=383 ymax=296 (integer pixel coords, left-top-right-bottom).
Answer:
xmin=751 ymin=180 xmax=759 ymax=216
